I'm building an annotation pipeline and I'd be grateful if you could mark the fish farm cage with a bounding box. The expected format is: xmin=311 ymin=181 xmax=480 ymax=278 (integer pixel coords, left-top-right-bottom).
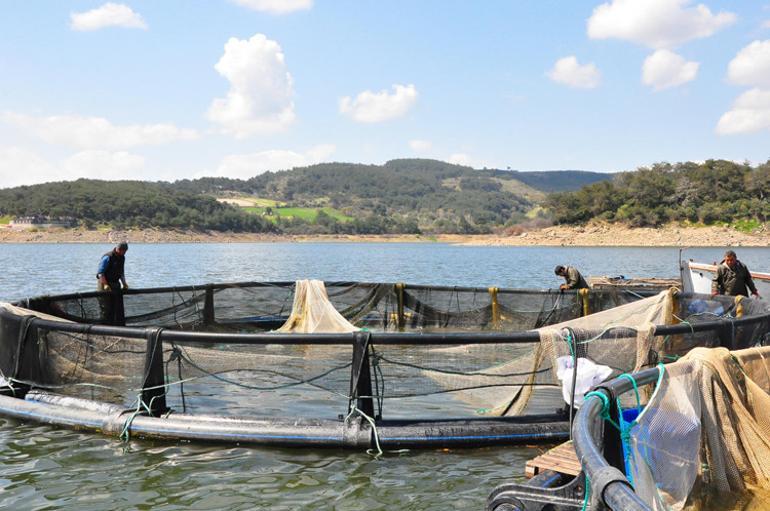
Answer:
xmin=1 ymin=280 xmax=769 ymax=451
xmin=487 ymin=306 xmax=770 ymax=511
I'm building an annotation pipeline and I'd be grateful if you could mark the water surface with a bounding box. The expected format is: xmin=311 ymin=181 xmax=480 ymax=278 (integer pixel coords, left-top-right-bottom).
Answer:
xmin=1 ymin=243 xmax=768 ymax=510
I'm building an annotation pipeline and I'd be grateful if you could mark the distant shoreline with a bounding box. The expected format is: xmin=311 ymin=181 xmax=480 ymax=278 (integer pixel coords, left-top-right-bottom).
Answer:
xmin=1 ymin=224 xmax=768 ymax=247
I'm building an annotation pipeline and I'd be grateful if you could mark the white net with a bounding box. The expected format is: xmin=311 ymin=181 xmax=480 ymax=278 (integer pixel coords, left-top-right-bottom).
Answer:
xmin=624 ymin=346 xmax=770 ymax=510
xmin=423 ymin=290 xmax=680 ymax=416
xmin=275 ymin=280 xmax=359 ymax=333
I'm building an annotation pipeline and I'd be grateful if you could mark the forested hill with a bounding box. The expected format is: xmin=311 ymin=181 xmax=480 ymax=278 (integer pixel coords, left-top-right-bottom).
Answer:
xmin=0 ymin=180 xmax=276 ymax=232
xmin=507 ymin=170 xmax=614 ymax=192
xmin=545 ymin=159 xmax=770 ymax=228
xmin=170 ymin=159 xmax=610 ymax=198
xmin=0 ymin=159 xmax=611 ymax=234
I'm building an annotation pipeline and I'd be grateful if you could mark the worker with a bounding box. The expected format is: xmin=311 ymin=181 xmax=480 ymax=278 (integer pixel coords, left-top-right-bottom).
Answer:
xmin=711 ymin=250 xmax=759 ymax=298
xmin=555 ymin=265 xmax=588 ymax=291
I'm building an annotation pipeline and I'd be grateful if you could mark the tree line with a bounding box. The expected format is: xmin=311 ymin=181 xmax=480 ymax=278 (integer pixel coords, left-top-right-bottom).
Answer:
xmin=0 ymin=180 xmax=275 ymax=232
xmin=545 ymin=159 xmax=770 ymax=227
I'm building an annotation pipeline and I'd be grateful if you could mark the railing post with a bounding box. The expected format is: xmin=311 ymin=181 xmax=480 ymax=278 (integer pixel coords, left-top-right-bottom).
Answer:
xmin=100 ymin=289 xmax=125 ymax=326
xmin=141 ymin=327 xmax=168 ymax=417
xmin=395 ymin=283 xmax=406 ymax=331
xmin=717 ymin=320 xmax=735 ymax=350
xmin=349 ymin=331 xmax=375 ymax=419
xmin=203 ymin=285 xmax=215 ymax=325
xmin=2 ymin=314 xmax=38 ymax=399
xmin=488 ymin=287 xmax=500 ymax=329
xmin=579 ymin=288 xmax=590 ymax=317
xmin=603 ymin=393 xmax=627 ymax=476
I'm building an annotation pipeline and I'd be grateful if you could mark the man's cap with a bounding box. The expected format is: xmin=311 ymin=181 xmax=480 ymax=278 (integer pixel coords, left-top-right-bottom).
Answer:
xmin=554 ymin=265 xmax=565 ymax=275
xmin=117 ymin=241 xmax=129 ymax=250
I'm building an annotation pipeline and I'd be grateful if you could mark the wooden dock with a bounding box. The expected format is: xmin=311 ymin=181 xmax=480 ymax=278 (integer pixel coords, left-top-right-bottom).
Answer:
xmin=525 ymin=440 xmax=581 ymax=478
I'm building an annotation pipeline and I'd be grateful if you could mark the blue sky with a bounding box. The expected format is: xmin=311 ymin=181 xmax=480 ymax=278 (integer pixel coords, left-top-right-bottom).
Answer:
xmin=1 ymin=0 xmax=769 ymax=188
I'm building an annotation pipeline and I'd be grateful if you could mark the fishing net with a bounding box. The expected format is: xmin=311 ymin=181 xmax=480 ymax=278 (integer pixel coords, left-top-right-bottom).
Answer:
xmin=622 ymin=345 xmax=770 ymax=510
xmin=275 ymin=280 xmax=359 ymax=333
xmin=1 ymin=282 xmax=768 ymax=436
xmin=19 ymin=281 xmax=648 ymax=332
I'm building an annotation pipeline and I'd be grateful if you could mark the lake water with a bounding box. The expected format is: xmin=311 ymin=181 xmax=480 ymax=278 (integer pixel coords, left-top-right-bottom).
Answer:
xmin=1 ymin=242 xmax=768 ymax=510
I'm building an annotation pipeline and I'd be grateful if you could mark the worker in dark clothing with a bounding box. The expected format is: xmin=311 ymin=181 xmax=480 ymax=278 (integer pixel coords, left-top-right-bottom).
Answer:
xmin=96 ymin=242 xmax=129 ymax=325
xmin=555 ymin=265 xmax=588 ymax=291
xmin=711 ymin=250 xmax=759 ymax=298
xmin=97 ymin=242 xmax=129 ymax=292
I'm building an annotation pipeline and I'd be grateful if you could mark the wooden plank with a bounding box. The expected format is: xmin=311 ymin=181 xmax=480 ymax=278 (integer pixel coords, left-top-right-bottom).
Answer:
xmin=525 ymin=440 xmax=580 ymax=478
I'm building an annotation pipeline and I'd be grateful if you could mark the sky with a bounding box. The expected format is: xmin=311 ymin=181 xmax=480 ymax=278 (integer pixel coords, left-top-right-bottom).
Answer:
xmin=1 ymin=0 xmax=769 ymax=188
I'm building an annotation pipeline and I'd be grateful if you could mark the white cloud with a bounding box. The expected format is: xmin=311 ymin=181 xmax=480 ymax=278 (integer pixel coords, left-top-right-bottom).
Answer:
xmin=727 ymin=40 xmax=770 ymax=88
xmin=446 ymin=153 xmax=474 ymax=167
xmin=62 ymin=150 xmax=145 ymax=180
xmin=716 ymin=88 xmax=770 ymax=135
xmin=339 ymin=84 xmax=418 ymax=123
xmin=547 ymin=56 xmax=601 ymax=89
xmin=642 ymin=49 xmax=699 ymax=90
xmin=2 ymin=112 xmax=198 ymax=150
xmin=70 ymin=3 xmax=148 ymax=31
xmin=587 ymin=0 xmax=736 ymax=48
xmin=208 ymin=144 xmax=336 ymax=179
xmin=231 ymin=0 xmax=312 ymax=14
xmin=0 ymin=147 xmax=146 ymax=188
xmin=409 ymin=139 xmax=432 ymax=153
xmin=207 ymin=34 xmax=295 ymax=137
xmin=0 ymin=147 xmax=58 ymax=188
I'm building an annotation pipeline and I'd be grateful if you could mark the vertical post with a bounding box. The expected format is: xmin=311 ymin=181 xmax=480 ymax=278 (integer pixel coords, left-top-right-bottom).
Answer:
xmin=579 ymin=288 xmax=590 ymax=317
xmin=99 ymin=290 xmax=124 ymax=326
xmin=203 ymin=285 xmax=215 ymax=325
xmin=4 ymin=315 xmax=38 ymax=399
xmin=717 ymin=320 xmax=735 ymax=350
xmin=735 ymin=295 xmax=744 ymax=318
xmin=114 ymin=289 xmax=126 ymax=326
xmin=349 ymin=331 xmax=375 ymax=418
xmin=488 ymin=287 xmax=500 ymax=329
xmin=603 ymin=394 xmax=626 ymax=476
xmin=395 ymin=283 xmax=405 ymax=331
xmin=141 ymin=328 xmax=168 ymax=417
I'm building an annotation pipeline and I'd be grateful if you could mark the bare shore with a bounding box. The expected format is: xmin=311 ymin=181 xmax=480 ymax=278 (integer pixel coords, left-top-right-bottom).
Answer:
xmin=1 ymin=224 xmax=768 ymax=247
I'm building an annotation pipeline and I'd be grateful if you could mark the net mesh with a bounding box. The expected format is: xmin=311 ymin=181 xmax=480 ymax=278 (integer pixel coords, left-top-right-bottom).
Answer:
xmin=22 ymin=281 xmax=648 ymax=332
xmin=2 ymin=282 xmax=769 ymax=429
xmin=275 ymin=280 xmax=359 ymax=333
xmin=622 ymin=344 xmax=770 ymax=510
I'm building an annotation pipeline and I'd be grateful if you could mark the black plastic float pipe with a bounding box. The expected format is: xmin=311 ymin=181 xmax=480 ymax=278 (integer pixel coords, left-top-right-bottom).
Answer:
xmin=0 ymin=392 xmax=569 ymax=448
xmin=7 ymin=306 xmax=769 ymax=346
xmin=573 ymin=366 xmax=661 ymax=511
xmin=15 ymin=280 xmax=661 ymax=305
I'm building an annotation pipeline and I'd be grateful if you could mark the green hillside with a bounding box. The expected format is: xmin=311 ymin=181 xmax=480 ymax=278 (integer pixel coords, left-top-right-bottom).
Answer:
xmin=0 ymin=159 xmax=612 ymax=234
xmin=507 ymin=169 xmax=613 ymax=192
xmin=546 ymin=159 xmax=770 ymax=228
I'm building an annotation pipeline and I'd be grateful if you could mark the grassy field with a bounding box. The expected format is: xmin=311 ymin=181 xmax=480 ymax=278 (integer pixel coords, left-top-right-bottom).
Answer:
xmin=0 ymin=215 xmax=11 ymax=224
xmin=222 ymin=194 xmax=353 ymax=223
xmin=243 ymin=206 xmax=353 ymax=222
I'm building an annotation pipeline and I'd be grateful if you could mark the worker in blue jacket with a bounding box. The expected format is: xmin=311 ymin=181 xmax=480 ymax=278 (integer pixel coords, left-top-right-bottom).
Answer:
xmin=97 ymin=241 xmax=129 ymax=292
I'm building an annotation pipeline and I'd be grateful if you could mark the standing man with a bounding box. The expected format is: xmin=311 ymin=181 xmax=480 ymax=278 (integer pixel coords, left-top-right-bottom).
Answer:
xmin=97 ymin=241 xmax=129 ymax=292
xmin=555 ymin=265 xmax=588 ymax=290
xmin=711 ymin=250 xmax=760 ymax=298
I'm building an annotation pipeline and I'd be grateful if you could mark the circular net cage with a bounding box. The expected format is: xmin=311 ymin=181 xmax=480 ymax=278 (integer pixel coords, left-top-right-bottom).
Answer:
xmin=1 ymin=281 xmax=769 ymax=449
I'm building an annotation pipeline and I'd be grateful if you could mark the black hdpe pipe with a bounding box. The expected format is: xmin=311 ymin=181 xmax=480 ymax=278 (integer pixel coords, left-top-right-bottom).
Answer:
xmin=10 ymin=300 xmax=769 ymax=347
xmin=18 ymin=280 xmax=651 ymax=303
xmin=0 ymin=392 xmax=569 ymax=448
xmin=572 ymin=367 xmax=661 ymax=511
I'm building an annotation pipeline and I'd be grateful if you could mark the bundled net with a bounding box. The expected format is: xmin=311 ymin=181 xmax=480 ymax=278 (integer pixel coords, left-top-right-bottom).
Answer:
xmin=275 ymin=280 xmax=359 ymax=333
xmin=416 ymin=290 xmax=770 ymax=418
xmin=622 ymin=345 xmax=770 ymax=510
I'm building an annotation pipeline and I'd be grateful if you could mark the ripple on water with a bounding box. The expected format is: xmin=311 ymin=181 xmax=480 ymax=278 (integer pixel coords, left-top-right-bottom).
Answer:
xmin=0 ymin=418 xmax=541 ymax=510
